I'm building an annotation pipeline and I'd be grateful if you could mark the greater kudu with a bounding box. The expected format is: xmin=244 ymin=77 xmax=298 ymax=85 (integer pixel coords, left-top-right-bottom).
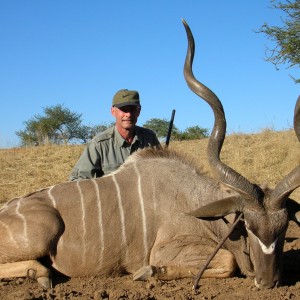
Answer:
xmin=0 ymin=20 xmax=299 ymax=290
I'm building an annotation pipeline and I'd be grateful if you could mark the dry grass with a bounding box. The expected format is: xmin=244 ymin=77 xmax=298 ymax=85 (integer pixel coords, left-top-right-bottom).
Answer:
xmin=1 ymin=129 xmax=300 ymax=205
xmin=0 ymin=145 xmax=83 ymax=203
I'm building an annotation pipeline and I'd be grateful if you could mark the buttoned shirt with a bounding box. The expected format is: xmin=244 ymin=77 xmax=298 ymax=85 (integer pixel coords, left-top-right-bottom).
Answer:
xmin=69 ymin=126 xmax=160 ymax=180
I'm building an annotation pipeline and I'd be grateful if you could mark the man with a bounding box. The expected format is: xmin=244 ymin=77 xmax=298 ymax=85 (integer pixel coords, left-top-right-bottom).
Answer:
xmin=69 ymin=89 xmax=160 ymax=180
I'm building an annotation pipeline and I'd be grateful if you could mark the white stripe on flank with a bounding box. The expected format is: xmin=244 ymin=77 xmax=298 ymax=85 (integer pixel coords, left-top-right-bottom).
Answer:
xmin=76 ymin=181 xmax=87 ymax=265
xmin=112 ymin=175 xmax=127 ymax=252
xmin=48 ymin=186 xmax=65 ymax=249
xmin=134 ymin=162 xmax=148 ymax=264
xmin=151 ymin=178 xmax=157 ymax=213
xmin=92 ymin=179 xmax=105 ymax=267
xmin=48 ymin=186 xmax=57 ymax=208
xmin=16 ymin=200 xmax=29 ymax=248
xmin=0 ymin=220 xmax=18 ymax=247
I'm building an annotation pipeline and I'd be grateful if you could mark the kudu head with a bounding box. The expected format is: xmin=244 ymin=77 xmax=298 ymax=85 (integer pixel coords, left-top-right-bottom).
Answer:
xmin=182 ymin=19 xmax=300 ymax=289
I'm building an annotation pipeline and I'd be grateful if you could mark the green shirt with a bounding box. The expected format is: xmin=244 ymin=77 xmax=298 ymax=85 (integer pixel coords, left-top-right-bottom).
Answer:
xmin=69 ymin=126 xmax=160 ymax=180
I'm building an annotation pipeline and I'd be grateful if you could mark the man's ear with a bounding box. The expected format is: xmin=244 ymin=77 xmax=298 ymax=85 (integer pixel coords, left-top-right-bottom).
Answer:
xmin=111 ymin=106 xmax=116 ymax=117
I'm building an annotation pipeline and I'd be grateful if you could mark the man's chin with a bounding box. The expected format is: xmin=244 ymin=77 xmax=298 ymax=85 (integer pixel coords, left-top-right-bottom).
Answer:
xmin=122 ymin=122 xmax=135 ymax=128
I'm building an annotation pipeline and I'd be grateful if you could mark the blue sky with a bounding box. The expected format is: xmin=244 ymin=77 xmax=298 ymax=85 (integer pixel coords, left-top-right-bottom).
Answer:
xmin=0 ymin=1 xmax=299 ymax=148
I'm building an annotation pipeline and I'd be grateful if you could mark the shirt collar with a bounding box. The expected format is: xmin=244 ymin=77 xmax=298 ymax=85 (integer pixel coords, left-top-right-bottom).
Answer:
xmin=114 ymin=126 xmax=139 ymax=147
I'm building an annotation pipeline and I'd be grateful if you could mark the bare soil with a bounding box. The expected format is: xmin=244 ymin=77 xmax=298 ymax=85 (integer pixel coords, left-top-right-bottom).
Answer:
xmin=1 ymin=222 xmax=299 ymax=300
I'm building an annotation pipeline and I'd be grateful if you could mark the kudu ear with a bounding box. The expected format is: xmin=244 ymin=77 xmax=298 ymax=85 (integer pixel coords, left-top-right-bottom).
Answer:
xmin=185 ymin=196 xmax=244 ymax=219
xmin=286 ymin=198 xmax=300 ymax=226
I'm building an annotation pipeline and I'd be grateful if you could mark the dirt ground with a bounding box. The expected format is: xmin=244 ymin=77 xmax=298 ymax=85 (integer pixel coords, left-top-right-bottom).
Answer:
xmin=0 ymin=222 xmax=299 ymax=300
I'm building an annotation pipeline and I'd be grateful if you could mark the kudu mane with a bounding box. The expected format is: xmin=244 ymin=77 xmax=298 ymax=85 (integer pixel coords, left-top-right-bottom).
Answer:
xmin=115 ymin=147 xmax=205 ymax=177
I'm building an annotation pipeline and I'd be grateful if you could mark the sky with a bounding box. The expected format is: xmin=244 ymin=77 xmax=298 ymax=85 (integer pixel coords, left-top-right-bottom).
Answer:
xmin=0 ymin=1 xmax=299 ymax=148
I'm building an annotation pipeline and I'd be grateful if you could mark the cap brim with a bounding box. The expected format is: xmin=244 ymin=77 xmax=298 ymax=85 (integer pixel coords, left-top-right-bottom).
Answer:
xmin=114 ymin=102 xmax=140 ymax=108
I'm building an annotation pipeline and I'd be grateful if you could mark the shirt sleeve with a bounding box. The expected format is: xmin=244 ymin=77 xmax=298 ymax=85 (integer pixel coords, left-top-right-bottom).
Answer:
xmin=144 ymin=129 xmax=161 ymax=148
xmin=69 ymin=140 xmax=104 ymax=181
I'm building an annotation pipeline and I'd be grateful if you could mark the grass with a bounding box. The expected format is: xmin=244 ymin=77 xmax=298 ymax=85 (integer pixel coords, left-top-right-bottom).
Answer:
xmin=1 ymin=129 xmax=300 ymax=204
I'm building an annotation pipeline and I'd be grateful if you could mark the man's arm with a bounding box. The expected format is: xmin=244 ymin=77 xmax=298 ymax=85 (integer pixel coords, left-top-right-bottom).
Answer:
xmin=69 ymin=140 xmax=103 ymax=181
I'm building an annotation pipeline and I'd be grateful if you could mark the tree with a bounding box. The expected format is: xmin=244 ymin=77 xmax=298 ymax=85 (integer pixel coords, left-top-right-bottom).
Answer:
xmin=258 ymin=0 xmax=300 ymax=83
xmin=143 ymin=118 xmax=209 ymax=142
xmin=16 ymin=104 xmax=84 ymax=146
xmin=143 ymin=118 xmax=180 ymax=141
xmin=178 ymin=126 xmax=209 ymax=140
xmin=79 ymin=122 xmax=116 ymax=143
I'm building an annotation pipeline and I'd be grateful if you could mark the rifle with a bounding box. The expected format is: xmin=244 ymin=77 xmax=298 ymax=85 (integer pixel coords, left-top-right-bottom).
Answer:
xmin=165 ymin=109 xmax=176 ymax=148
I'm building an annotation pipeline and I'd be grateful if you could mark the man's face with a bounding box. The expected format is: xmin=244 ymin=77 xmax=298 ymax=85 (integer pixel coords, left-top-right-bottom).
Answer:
xmin=111 ymin=105 xmax=141 ymax=130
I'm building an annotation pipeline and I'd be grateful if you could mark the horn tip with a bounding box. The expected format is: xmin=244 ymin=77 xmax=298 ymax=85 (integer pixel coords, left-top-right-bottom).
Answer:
xmin=182 ymin=18 xmax=188 ymax=26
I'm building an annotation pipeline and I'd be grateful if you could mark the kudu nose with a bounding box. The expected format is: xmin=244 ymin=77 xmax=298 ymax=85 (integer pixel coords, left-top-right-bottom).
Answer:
xmin=255 ymin=278 xmax=280 ymax=289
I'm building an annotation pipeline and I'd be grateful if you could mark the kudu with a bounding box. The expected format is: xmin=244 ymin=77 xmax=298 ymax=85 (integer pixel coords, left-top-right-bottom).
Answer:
xmin=0 ymin=20 xmax=300 ymax=290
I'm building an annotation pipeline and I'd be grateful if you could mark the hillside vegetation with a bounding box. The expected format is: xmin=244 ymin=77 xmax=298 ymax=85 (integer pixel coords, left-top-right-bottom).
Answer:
xmin=1 ymin=129 xmax=300 ymax=204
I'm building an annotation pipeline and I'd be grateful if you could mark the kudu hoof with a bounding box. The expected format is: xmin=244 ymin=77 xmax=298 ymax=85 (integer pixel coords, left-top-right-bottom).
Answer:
xmin=37 ymin=276 xmax=53 ymax=289
xmin=133 ymin=265 xmax=157 ymax=281
xmin=27 ymin=267 xmax=52 ymax=289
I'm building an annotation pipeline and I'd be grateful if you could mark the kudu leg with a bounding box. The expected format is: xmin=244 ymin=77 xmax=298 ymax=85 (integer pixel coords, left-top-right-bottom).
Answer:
xmin=134 ymin=236 xmax=237 ymax=281
xmin=0 ymin=260 xmax=52 ymax=288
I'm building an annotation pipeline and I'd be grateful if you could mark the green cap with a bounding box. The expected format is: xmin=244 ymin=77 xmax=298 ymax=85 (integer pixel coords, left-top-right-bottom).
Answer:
xmin=112 ymin=89 xmax=141 ymax=108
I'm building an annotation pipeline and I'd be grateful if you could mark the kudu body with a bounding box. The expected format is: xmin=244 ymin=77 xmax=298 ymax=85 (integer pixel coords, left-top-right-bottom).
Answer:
xmin=0 ymin=20 xmax=300 ymax=290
